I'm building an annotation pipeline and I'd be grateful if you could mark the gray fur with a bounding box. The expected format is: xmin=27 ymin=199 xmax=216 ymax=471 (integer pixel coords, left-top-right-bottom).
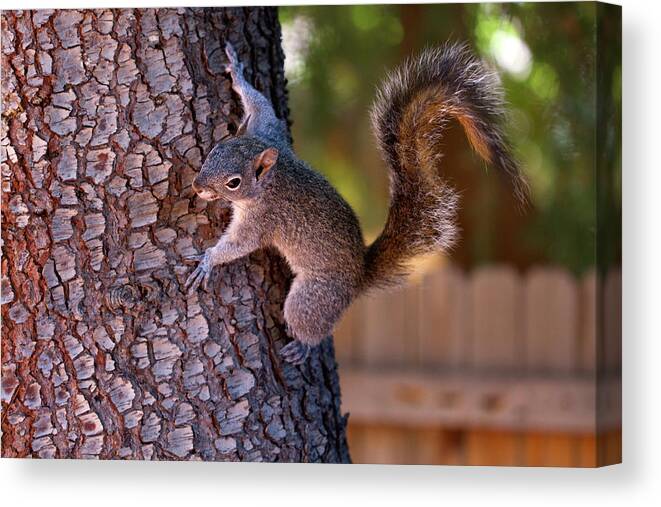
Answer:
xmin=187 ymin=42 xmax=526 ymax=364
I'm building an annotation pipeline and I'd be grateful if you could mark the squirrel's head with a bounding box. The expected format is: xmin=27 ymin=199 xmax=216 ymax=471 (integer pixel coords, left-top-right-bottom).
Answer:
xmin=192 ymin=137 xmax=279 ymax=203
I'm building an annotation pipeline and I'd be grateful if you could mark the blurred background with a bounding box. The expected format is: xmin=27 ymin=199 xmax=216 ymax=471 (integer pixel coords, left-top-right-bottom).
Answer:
xmin=280 ymin=2 xmax=621 ymax=466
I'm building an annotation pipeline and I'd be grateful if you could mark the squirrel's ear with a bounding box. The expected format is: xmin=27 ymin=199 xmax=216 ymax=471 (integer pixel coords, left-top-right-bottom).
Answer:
xmin=255 ymin=147 xmax=278 ymax=181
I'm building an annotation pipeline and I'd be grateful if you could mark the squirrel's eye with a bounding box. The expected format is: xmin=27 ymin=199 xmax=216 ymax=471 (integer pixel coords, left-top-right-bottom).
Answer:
xmin=225 ymin=177 xmax=242 ymax=190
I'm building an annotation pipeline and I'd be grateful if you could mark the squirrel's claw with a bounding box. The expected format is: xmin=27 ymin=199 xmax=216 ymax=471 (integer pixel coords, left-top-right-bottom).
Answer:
xmin=184 ymin=267 xmax=203 ymax=293
xmin=281 ymin=341 xmax=310 ymax=365
xmin=184 ymin=253 xmax=212 ymax=293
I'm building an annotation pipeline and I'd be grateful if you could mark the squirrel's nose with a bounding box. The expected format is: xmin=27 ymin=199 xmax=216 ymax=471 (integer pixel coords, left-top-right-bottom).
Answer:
xmin=192 ymin=178 xmax=209 ymax=194
xmin=192 ymin=178 xmax=220 ymax=201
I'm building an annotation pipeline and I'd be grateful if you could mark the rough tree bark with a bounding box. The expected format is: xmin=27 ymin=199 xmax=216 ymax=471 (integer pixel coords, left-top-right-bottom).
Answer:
xmin=1 ymin=7 xmax=350 ymax=462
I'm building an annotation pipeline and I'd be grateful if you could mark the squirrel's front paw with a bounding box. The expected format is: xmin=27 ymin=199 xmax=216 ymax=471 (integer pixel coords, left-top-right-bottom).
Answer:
xmin=184 ymin=251 xmax=214 ymax=293
xmin=280 ymin=340 xmax=311 ymax=365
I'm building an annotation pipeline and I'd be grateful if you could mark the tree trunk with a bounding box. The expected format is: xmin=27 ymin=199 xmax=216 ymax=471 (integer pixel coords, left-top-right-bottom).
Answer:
xmin=1 ymin=7 xmax=350 ymax=463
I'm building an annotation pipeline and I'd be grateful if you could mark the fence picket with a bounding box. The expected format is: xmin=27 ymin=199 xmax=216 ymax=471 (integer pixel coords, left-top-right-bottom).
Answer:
xmin=417 ymin=265 xmax=469 ymax=369
xmin=469 ymin=266 xmax=522 ymax=372
xmin=579 ymin=270 xmax=597 ymax=373
xmin=361 ymin=284 xmax=419 ymax=367
xmin=524 ymin=267 xmax=578 ymax=373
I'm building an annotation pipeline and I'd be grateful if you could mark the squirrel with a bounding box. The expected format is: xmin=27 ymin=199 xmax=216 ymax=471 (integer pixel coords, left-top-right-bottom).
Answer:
xmin=186 ymin=42 xmax=528 ymax=364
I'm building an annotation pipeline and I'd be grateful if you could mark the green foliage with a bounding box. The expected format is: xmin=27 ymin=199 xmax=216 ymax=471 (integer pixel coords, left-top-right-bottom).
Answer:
xmin=280 ymin=3 xmax=621 ymax=273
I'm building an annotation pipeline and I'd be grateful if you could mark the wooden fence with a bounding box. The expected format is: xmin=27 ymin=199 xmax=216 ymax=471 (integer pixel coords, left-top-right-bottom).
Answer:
xmin=334 ymin=264 xmax=621 ymax=466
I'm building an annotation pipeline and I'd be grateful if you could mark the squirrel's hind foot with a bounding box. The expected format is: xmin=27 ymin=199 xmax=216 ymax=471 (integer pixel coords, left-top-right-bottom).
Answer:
xmin=280 ymin=340 xmax=311 ymax=365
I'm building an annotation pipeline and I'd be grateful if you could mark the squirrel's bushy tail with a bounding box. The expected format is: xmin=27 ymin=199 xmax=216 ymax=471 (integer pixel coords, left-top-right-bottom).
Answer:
xmin=364 ymin=43 xmax=528 ymax=289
